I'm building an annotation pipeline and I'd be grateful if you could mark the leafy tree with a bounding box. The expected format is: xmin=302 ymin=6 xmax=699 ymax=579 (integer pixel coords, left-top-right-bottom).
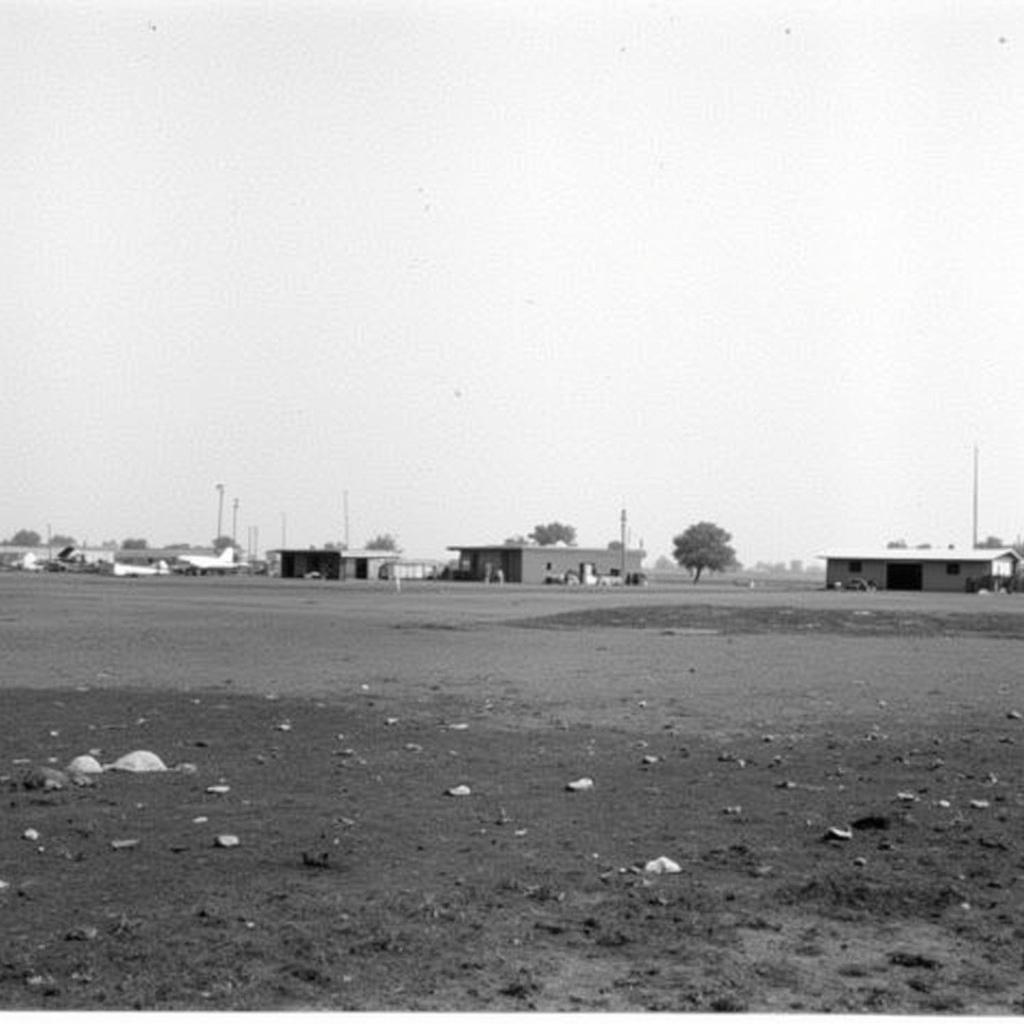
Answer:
xmin=529 ymin=522 xmax=576 ymax=546
xmin=504 ymin=534 xmax=529 ymax=545
xmin=672 ymin=522 xmax=737 ymax=583
xmin=886 ymin=539 xmax=908 ymax=549
xmin=9 ymin=529 xmax=41 ymax=546
xmin=978 ymin=535 xmax=1005 ymax=549
xmin=607 ymin=540 xmax=623 ymax=551
xmin=365 ymin=533 xmax=399 ymax=551
xmin=122 ymin=538 xmax=148 ymax=549
xmin=212 ymin=535 xmax=235 ymax=553
xmin=50 ymin=534 xmax=76 ymax=547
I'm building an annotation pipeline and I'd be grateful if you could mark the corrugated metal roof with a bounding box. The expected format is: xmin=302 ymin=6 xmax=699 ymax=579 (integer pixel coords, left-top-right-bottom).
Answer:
xmin=818 ymin=548 xmax=1019 ymax=563
xmin=447 ymin=544 xmax=645 ymax=554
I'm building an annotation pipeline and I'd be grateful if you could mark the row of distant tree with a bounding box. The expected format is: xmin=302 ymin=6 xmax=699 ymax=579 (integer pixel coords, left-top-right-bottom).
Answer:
xmin=886 ymin=536 xmax=1022 ymax=552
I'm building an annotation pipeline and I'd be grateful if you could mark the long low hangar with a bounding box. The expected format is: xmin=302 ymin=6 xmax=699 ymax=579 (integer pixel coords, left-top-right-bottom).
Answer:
xmin=273 ymin=548 xmax=398 ymax=580
xmin=448 ymin=543 xmax=646 ymax=584
xmin=820 ymin=548 xmax=1020 ymax=592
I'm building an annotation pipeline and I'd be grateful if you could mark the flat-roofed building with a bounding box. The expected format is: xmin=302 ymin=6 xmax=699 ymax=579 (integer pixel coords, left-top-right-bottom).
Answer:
xmin=272 ymin=548 xmax=400 ymax=581
xmin=819 ymin=548 xmax=1021 ymax=592
xmin=447 ymin=543 xmax=646 ymax=584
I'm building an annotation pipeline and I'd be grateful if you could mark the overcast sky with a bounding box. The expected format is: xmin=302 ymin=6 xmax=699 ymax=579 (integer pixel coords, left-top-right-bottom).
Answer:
xmin=5 ymin=0 xmax=1024 ymax=564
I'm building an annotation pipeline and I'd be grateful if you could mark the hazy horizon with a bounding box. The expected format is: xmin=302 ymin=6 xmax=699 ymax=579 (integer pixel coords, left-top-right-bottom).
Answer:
xmin=6 ymin=1 xmax=1024 ymax=567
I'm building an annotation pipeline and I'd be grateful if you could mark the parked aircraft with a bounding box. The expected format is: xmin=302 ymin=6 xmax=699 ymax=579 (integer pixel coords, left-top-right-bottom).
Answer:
xmin=175 ymin=547 xmax=246 ymax=575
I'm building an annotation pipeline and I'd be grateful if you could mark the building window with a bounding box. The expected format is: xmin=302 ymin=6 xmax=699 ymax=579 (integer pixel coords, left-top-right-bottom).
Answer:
xmin=848 ymin=560 xmax=862 ymax=573
xmin=946 ymin=562 xmax=960 ymax=575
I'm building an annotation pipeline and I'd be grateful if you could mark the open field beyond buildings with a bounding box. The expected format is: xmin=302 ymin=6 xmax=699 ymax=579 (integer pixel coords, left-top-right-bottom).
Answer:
xmin=2 ymin=573 xmax=1024 ymax=1011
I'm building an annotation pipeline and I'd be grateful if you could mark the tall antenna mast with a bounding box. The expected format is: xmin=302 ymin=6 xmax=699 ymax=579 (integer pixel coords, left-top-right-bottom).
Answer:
xmin=620 ymin=507 xmax=627 ymax=580
xmin=972 ymin=444 xmax=979 ymax=548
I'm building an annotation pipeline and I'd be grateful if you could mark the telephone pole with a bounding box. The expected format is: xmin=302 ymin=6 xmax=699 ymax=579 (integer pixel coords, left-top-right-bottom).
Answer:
xmin=215 ymin=483 xmax=225 ymax=542
xmin=620 ymin=507 xmax=627 ymax=581
xmin=972 ymin=445 xmax=979 ymax=549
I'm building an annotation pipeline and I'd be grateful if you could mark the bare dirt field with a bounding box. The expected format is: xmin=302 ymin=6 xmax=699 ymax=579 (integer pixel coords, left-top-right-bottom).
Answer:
xmin=2 ymin=573 xmax=1024 ymax=1011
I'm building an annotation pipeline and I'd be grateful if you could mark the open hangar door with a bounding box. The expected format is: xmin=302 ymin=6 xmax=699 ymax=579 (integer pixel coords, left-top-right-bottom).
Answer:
xmin=886 ymin=561 xmax=923 ymax=590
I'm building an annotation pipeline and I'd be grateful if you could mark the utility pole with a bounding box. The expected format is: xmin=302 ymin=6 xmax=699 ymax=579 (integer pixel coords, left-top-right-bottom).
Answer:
xmin=620 ymin=507 xmax=627 ymax=581
xmin=216 ymin=483 xmax=225 ymax=543
xmin=232 ymin=498 xmax=239 ymax=545
xmin=343 ymin=490 xmax=350 ymax=549
xmin=972 ymin=445 xmax=979 ymax=549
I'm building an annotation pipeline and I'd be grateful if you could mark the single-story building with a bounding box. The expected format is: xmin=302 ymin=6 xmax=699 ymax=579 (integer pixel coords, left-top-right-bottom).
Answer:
xmin=819 ymin=548 xmax=1021 ymax=592
xmin=447 ymin=543 xmax=646 ymax=584
xmin=272 ymin=548 xmax=400 ymax=581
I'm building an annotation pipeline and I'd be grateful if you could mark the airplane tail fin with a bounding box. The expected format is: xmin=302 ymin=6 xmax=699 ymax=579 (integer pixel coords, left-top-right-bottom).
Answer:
xmin=218 ymin=547 xmax=235 ymax=564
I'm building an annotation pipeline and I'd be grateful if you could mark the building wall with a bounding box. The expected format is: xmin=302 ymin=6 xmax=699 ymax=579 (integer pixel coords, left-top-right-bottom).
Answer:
xmin=520 ymin=548 xmax=640 ymax=584
xmin=826 ymin=556 xmax=1013 ymax=592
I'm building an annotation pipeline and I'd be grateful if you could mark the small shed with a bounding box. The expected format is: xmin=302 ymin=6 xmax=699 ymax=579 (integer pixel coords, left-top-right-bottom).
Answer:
xmin=447 ymin=543 xmax=646 ymax=584
xmin=273 ymin=548 xmax=399 ymax=581
xmin=819 ymin=548 xmax=1021 ymax=592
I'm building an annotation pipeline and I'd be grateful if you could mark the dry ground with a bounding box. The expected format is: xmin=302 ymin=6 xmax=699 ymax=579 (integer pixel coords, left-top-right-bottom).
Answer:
xmin=2 ymin=573 xmax=1024 ymax=1011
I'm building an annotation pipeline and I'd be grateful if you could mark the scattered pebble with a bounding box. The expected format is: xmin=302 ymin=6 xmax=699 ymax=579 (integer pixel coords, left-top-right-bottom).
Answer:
xmin=1007 ymin=710 xmax=1022 ymax=720
xmin=385 ymin=717 xmax=399 ymax=726
xmin=723 ymin=806 xmax=742 ymax=816
xmin=446 ymin=784 xmax=472 ymax=797
xmin=404 ymin=743 xmax=423 ymax=753
xmin=22 ymin=829 xmax=40 ymax=842
xmin=896 ymin=792 xmax=919 ymax=803
xmin=641 ymin=755 xmax=659 ymax=765
xmin=276 ymin=722 xmax=292 ymax=732
xmin=214 ymin=834 xmax=240 ymax=848
xmin=65 ymin=926 xmax=98 ymax=941
xmin=969 ymin=799 xmax=990 ymax=809
xmin=205 ymin=785 xmax=231 ymax=796
xmin=448 ymin=723 xmax=469 ymax=731
xmin=110 ymin=839 xmax=140 ymax=850
xmin=193 ymin=816 xmax=209 ymax=824
xmin=566 ymin=777 xmax=594 ymax=792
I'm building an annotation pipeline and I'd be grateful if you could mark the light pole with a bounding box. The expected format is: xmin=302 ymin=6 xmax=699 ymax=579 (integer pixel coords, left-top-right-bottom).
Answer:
xmin=620 ymin=508 xmax=627 ymax=581
xmin=216 ymin=483 xmax=225 ymax=543
xmin=232 ymin=498 xmax=239 ymax=546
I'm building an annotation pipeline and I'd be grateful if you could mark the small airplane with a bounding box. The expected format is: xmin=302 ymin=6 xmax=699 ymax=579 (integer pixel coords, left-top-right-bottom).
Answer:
xmin=16 ymin=551 xmax=43 ymax=571
xmin=111 ymin=558 xmax=170 ymax=577
xmin=175 ymin=546 xmax=246 ymax=575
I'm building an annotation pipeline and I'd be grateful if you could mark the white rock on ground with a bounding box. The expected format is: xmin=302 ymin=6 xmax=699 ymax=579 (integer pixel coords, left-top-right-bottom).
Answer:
xmin=644 ymin=856 xmax=682 ymax=875
xmin=446 ymin=785 xmax=472 ymax=797
xmin=566 ymin=778 xmax=594 ymax=792
xmin=65 ymin=755 xmax=104 ymax=775
xmin=106 ymin=751 xmax=168 ymax=773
